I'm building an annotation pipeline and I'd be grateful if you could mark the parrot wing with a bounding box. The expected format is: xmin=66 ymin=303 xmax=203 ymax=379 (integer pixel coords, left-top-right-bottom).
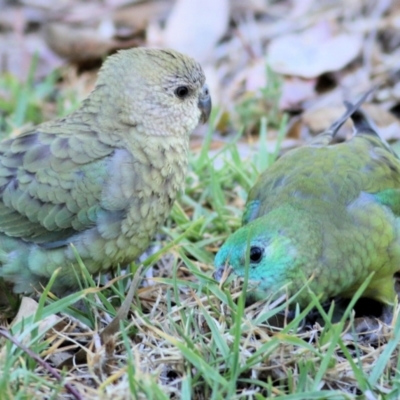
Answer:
xmin=0 ymin=124 xmax=116 ymax=247
xmin=348 ymin=105 xmax=400 ymax=216
xmin=242 ymin=89 xmax=380 ymax=225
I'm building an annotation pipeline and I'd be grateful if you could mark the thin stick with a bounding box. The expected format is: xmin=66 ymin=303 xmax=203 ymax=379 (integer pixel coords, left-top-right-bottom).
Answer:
xmin=0 ymin=327 xmax=83 ymax=400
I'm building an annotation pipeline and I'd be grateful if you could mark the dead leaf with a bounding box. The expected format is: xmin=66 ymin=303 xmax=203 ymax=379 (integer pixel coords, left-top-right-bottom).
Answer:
xmin=230 ymin=0 xmax=266 ymax=14
xmin=43 ymin=20 xmax=139 ymax=62
xmin=301 ymin=105 xmax=353 ymax=138
xmin=159 ymin=0 xmax=230 ymax=63
xmin=245 ymin=59 xmax=267 ymax=92
xmin=113 ymin=1 xmax=170 ymax=35
xmin=362 ymin=104 xmax=400 ymax=141
xmin=268 ymin=21 xmax=363 ymax=78
xmin=11 ymin=297 xmax=61 ymax=343
xmin=342 ymin=316 xmax=390 ymax=344
xmin=279 ymin=76 xmax=316 ymax=110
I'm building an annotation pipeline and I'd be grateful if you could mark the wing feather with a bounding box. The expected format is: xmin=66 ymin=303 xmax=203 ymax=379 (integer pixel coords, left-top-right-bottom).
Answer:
xmin=0 ymin=124 xmax=115 ymax=245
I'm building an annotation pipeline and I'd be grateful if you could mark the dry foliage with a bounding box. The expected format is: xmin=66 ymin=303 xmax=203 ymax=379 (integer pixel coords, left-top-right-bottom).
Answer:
xmin=1 ymin=0 xmax=400 ymax=399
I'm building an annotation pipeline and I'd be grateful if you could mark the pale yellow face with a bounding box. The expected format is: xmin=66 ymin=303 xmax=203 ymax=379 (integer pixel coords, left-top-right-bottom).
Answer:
xmin=96 ymin=48 xmax=211 ymax=137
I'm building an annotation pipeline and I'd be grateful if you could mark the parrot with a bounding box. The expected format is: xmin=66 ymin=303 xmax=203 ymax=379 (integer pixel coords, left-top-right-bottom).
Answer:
xmin=214 ymin=91 xmax=400 ymax=311
xmin=0 ymin=47 xmax=211 ymax=295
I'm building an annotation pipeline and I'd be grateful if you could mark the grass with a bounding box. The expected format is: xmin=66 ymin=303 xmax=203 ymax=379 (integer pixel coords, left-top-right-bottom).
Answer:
xmin=0 ymin=63 xmax=399 ymax=400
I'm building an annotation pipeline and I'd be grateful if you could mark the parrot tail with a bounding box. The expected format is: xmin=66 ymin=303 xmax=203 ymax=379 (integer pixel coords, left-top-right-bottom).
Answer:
xmin=309 ymin=88 xmax=375 ymax=147
xmin=345 ymin=97 xmax=398 ymax=158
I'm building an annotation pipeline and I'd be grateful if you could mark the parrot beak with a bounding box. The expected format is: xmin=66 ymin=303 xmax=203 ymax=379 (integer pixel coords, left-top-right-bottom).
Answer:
xmin=198 ymin=84 xmax=212 ymax=123
xmin=213 ymin=265 xmax=231 ymax=282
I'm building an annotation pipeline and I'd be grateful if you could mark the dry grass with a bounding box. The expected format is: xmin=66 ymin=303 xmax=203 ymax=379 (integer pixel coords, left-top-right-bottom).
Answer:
xmin=2 ymin=260 xmax=399 ymax=399
xmin=0 ymin=114 xmax=399 ymax=399
xmin=1 ymin=0 xmax=400 ymax=396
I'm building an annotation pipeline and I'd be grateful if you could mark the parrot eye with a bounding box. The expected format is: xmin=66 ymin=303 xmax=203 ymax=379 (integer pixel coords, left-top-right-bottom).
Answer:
xmin=249 ymin=246 xmax=263 ymax=263
xmin=175 ymin=86 xmax=190 ymax=99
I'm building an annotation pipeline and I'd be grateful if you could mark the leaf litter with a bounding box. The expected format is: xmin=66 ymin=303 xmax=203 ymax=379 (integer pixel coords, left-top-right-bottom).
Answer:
xmin=1 ymin=0 xmax=400 ymax=398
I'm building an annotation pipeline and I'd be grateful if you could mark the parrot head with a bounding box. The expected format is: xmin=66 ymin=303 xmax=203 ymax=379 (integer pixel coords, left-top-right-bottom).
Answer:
xmin=214 ymin=215 xmax=299 ymax=301
xmin=93 ymin=47 xmax=211 ymax=137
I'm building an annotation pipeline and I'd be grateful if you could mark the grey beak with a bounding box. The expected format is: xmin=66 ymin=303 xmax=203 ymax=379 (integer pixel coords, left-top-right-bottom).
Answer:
xmin=213 ymin=266 xmax=229 ymax=282
xmin=198 ymin=84 xmax=211 ymax=123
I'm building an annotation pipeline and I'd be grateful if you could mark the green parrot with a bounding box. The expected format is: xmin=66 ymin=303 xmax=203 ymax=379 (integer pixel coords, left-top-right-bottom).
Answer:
xmin=0 ymin=47 xmax=211 ymax=295
xmin=215 ymin=91 xmax=400 ymax=309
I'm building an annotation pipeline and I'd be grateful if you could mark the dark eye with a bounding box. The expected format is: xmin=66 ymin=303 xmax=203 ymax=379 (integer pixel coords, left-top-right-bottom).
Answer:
xmin=249 ymin=246 xmax=263 ymax=263
xmin=175 ymin=86 xmax=189 ymax=99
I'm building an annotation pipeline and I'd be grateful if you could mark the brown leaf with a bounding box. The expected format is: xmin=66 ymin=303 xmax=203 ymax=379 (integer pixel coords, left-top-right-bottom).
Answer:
xmin=342 ymin=316 xmax=390 ymax=345
xmin=11 ymin=297 xmax=61 ymax=343
xmin=301 ymin=105 xmax=353 ymax=137
xmin=43 ymin=20 xmax=139 ymax=62
xmin=159 ymin=0 xmax=230 ymax=63
xmin=268 ymin=21 xmax=363 ymax=78
xmin=279 ymin=76 xmax=316 ymax=110
xmin=113 ymin=0 xmax=170 ymax=35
